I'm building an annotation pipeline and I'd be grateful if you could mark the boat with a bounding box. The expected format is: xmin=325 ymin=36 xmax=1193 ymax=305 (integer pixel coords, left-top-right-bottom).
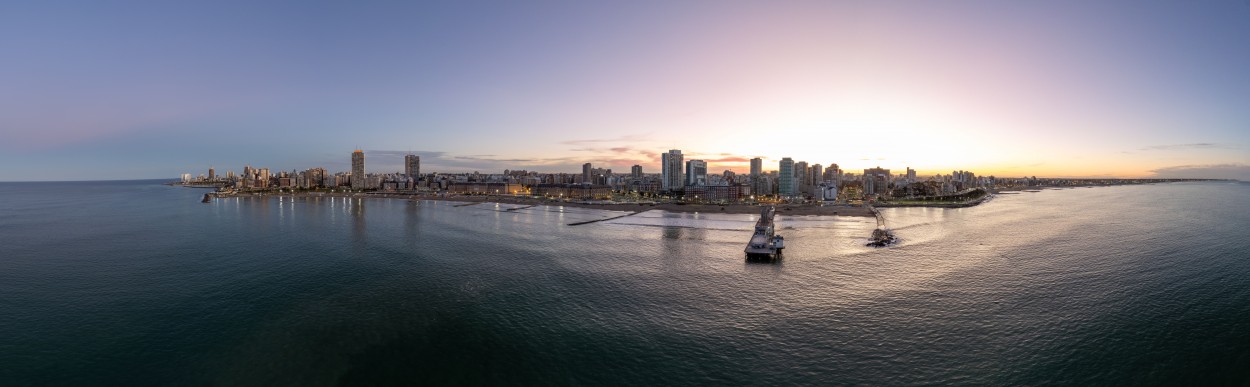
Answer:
xmin=745 ymin=206 xmax=784 ymax=259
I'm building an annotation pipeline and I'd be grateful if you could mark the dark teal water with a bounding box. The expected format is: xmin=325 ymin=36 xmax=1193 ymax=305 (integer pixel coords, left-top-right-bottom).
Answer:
xmin=2 ymin=180 xmax=1248 ymax=385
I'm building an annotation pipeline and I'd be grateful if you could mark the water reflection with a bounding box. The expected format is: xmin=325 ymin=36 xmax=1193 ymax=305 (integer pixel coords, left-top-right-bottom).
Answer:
xmin=404 ymin=201 xmax=421 ymax=250
xmin=350 ymin=198 xmax=365 ymax=246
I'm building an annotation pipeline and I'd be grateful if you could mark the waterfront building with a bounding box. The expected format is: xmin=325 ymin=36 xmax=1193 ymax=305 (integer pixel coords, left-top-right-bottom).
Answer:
xmin=533 ymin=183 xmax=613 ymax=200
xmin=301 ymin=168 xmax=327 ymax=189
xmin=631 ymin=165 xmax=643 ymax=178
xmin=811 ymin=164 xmax=824 ymax=196
xmin=824 ymin=164 xmax=840 ymax=183
xmin=587 ymin=166 xmax=610 ymax=185
xmin=626 ymin=179 xmax=662 ymax=194
xmin=364 ymin=174 xmax=383 ymax=189
xmin=405 ymin=154 xmax=420 ymax=179
xmin=661 ymin=149 xmax=684 ymax=192
xmin=685 ymin=184 xmax=751 ymax=203
xmin=685 ymin=159 xmax=707 ymax=186
xmin=351 ymin=150 xmax=365 ymax=190
xmin=750 ymin=157 xmax=762 ymax=193
xmin=257 ymin=168 xmax=270 ymax=188
xmin=820 ymin=181 xmax=838 ymax=201
xmin=862 ymin=167 xmax=890 ymax=197
xmin=778 ymin=157 xmax=795 ymax=197
xmin=208 ymin=167 xmax=215 ymax=181
xmin=582 ymin=163 xmax=593 ymax=184
xmin=447 ymin=182 xmax=523 ymax=195
xmin=794 ymin=161 xmax=808 ymax=196
xmin=758 ymin=174 xmax=774 ymax=195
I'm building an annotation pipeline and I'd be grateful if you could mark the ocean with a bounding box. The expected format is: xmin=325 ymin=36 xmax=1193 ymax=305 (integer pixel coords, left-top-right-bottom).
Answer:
xmin=2 ymin=180 xmax=1248 ymax=385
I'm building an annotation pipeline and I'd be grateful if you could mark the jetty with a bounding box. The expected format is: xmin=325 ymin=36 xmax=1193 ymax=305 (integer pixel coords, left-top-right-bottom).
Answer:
xmin=744 ymin=206 xmax=785 ymax=260
xmin=567 ymin=211 xmax=642 ymax=226
xmin=865 ymin=205 xmax=897 ymax=247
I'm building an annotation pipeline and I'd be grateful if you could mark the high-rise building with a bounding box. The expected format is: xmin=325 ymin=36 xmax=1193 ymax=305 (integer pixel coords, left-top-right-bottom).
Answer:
xmin=257 ymin=168 xmax=270 ymax=188
xmin=631 ymin=165 xmax=643 ymax=178
xmin=794 ymin=161 xmax=809 ymax=195
xmin=862 ymin=166 xmax=890 ymax=196
xmin=778 ymin=157 xmax=795 ymax=196
xmin=208 ymin=167 xmax=215 ymax=181
xmin=810 ymin=164 xmax=823 ymax=195
xmin=582 ymin=163 xmax=593 ymax=184
xmin=685 ymin=159 xmax=707 ymax=186
xmin=405 ymin=154 xmax=420 ymax=179
xmin=351 ymin=150 xmax=365 ymax=190
xmin=749 ymin=157 xmax=762 ymax=194
xmin=906 ymin=167 xmax=916 ymax=183
xmin=824 ymin=163 xmax=840 ymax=182
xmin=661 ymin=149 xmax=684 ymax=191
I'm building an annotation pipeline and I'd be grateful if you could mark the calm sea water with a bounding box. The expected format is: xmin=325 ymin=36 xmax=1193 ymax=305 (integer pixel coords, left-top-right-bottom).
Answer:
xmin=2 ymin=180 xmax=1248 ymax=385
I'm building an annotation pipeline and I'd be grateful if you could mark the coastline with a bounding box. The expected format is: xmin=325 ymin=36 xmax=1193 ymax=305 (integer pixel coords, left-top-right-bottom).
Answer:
xmin=209 ymin=191 xmax=879 ymax=217
xmin=873 ymin=192 xmax=994 ymax=208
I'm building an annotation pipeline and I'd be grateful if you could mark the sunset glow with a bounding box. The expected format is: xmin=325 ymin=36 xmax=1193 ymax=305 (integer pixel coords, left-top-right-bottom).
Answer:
xmin=1 ymin=1 xmax=1247 ymax=180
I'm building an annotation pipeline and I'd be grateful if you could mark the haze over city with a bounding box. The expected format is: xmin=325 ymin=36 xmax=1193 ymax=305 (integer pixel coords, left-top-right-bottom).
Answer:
xmin=2 ymin=1 xmax=1248 ymax=181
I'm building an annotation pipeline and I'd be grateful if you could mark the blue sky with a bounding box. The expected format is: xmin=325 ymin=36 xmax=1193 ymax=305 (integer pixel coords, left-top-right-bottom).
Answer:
xmin=2 ymin=0 xmax=1248 ymax=181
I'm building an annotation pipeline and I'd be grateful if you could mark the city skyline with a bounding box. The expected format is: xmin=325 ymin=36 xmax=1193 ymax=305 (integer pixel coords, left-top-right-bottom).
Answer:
xmin=2 ymin=1 xmax=1249 ymax=181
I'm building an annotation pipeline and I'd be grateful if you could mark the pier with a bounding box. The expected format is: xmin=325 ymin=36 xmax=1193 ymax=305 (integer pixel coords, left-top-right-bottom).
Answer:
xmin=744 ymin=206 xmax=784 ymax=260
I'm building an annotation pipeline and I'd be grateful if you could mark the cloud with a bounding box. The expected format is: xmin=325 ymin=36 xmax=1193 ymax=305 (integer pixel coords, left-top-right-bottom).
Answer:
xmin=352 ymin=150 xmax=576 ymax=173
xmin=453 ymin=156 xmax=537 ymax=163
xmin=560 ymin=133 xmax=655 ymax=146
xmin=1148 ymin=163 xmax=1250 ymax=180
xmin=1140 ymin=143 xmax=1221 ymax=151
xmin=1003 ymin=162 xmax=1046 ymax=170
xmin=704 ymin=156 xmax=750 ymax=163
xmin=353 ymin=147 xmax=756 ymax=174
xmin=367 ymin=150 xmax=447 ymax=159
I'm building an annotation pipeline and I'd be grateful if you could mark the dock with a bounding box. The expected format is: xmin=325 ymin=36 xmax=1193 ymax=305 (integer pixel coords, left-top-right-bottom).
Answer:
xmin=744 ymin=206 xmax=784 ymax=260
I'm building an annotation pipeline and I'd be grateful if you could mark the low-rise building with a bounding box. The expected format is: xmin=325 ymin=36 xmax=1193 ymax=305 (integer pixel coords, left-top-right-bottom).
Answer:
xmin=533 ymin=183 xmax=612 ymax=200
xmin=684 ymin=184 xmax=751 ymax=202
xmin=447 ymin=182 xmax=523 ymax=195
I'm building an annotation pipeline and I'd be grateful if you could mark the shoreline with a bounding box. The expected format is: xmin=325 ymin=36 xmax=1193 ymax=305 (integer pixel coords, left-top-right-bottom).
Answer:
xmin=209 ymin=191 xmax=879 ymax=217
xmin=873 ymin=193 xmax=995 ymax=208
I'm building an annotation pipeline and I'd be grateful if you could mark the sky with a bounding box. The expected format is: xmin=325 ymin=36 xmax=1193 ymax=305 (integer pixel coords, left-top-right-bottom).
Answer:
xmin=2 ymin=0 xmax=1248 ymax=181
